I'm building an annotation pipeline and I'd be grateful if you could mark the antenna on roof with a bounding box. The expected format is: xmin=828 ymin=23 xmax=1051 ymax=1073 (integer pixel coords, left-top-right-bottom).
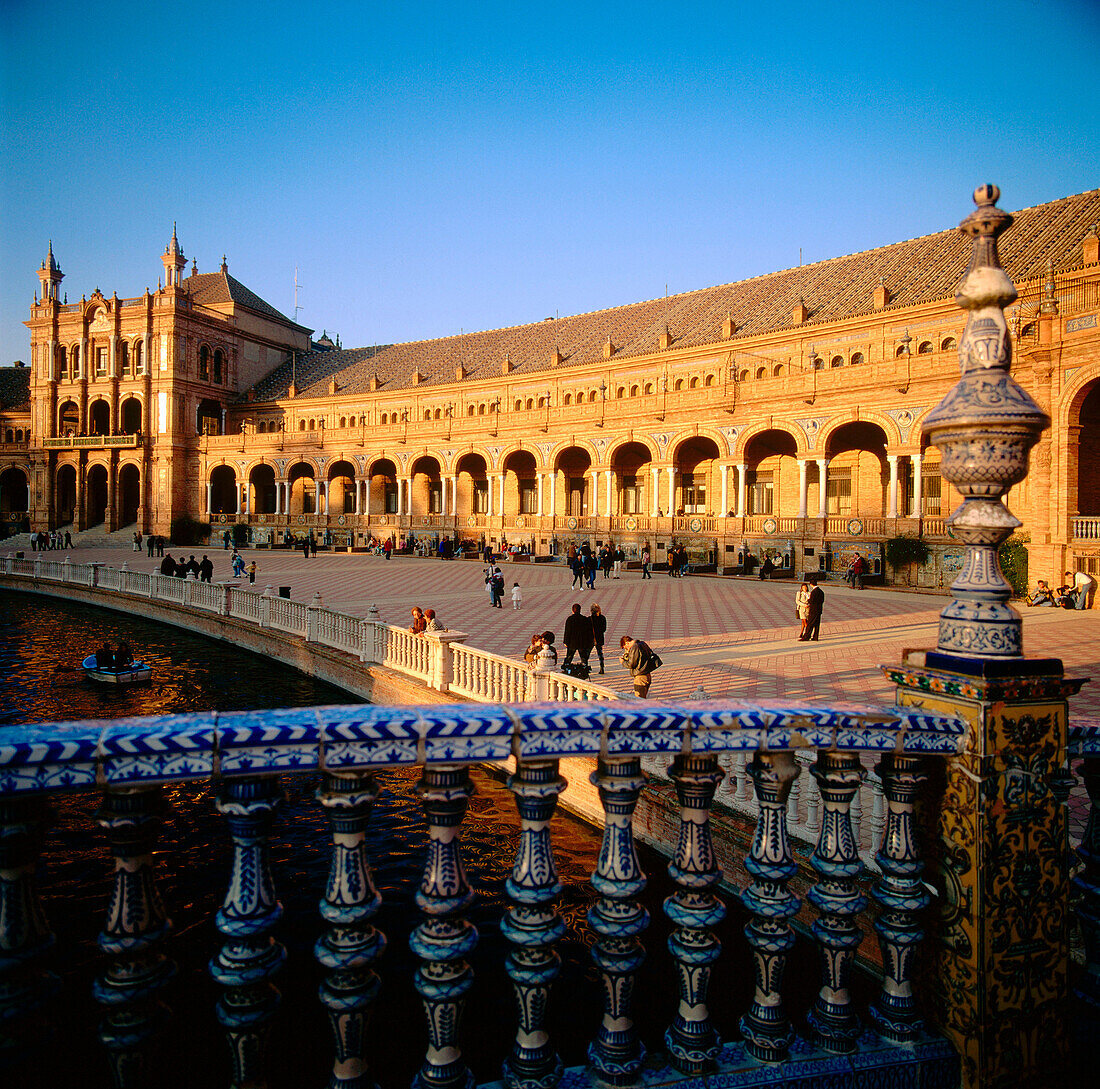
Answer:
xmin=294 ymin=267 xmax=303 ymax=324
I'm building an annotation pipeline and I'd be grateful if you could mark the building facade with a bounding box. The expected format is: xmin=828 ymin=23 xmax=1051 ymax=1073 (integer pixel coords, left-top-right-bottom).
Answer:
xmin=2 ymin=191 xmax=1099 ymax=592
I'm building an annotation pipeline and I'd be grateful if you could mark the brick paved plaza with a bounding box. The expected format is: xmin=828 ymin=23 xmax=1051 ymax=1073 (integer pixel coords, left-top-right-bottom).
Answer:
xmin=41 ymin=542 xmax=1100 ymax=716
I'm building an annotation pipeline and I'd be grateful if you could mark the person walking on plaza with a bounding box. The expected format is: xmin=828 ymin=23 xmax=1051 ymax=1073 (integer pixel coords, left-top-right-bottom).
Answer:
xmin=511 ymin=582 xmax=523 ymax=610
xmin=590 ymin=602 xmax=607 ymax=673
xmin=490 ymin=567 xmax=505 ymax=608
xmin=570 ymin=554 xmax=584 ymax=590
xmin=247 ymin=560 xmax=257 ymax=585
xmin=641 ymin=545 xmax=652 ymax=579
xmin=147 ymin=535 xmax=155 ymax=557
xmin=803 ymin=581 xmax=825 ymax=641
xmin=795 ymin=582 xmax=812 ymax=640
xmin=613 ymin=546 xmax=624 ymax=579
xmin=563 ymin=604 xmax=594 ymax=670
xmin=619 ymin=634 xmax=661 ymax=698
xmin=584 ymin=550 xmax=598 ymax=589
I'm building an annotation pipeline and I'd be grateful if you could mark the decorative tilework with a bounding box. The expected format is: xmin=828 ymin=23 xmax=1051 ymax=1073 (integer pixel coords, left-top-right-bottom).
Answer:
xmin=100 ymin=712 xmax=217 ymax=784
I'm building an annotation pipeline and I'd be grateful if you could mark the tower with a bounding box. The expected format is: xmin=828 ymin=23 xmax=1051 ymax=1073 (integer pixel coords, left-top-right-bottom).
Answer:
xmin=37 ymin=241 xmax=63 ymax=303
xmin=161 ymin=223 xmax=186 ymax=288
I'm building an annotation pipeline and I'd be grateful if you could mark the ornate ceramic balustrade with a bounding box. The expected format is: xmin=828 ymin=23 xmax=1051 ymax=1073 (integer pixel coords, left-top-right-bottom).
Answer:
xmin=0 ymin=698 xmax=970 ymax=1089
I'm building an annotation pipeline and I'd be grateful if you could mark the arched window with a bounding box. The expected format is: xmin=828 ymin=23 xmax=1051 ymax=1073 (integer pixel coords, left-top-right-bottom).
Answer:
xmin=689 ymin=376 xmax=698 ymax=389
xmin=851 ymin=352 xmax=864 ymax=366
xmin=213 ymin=349 xmax=225 ymax=384
xmin=630 ymin=384 xmax=639 ymax=396
xmin=564 ymin=393 xmax=572 ymax=405
xmin=895 ymin=345 xmax=908 ymax=358
xmin=537 ymin=396 xmax=547 ymax=408
xmin=118 ymin=341 xmax=129 ymax=375
xmin=674 ymin=378 xmax=684 ymax=391
xmin=756 ymin=367 xmax=767 ymax=379
xmin=831 ymin=355 xmax=844 ymax=368
xmin=644 ymin=382 xmax=654 ymax=395
xmin=514 ymin=400 xmax=523 ymax=411
xmin=525 ymin=398 xmax=534 ymax=410
xmin=918 ymin=341 xmax=933 ymax=354
xmin=941 ymin=336 xmax=957 ymax=351
xmin=478 ymin=404 xmax=485 ymax=415
xmin=616 ymin=387 xmax=625 ymax=399
xmin=704 ymin=374 xmax=715 ymax=386
xmin=739 ymin=370 xmax=750 ymax=382
xmin=70 ymin=345 xmax=80 ymax=379
xmin=435 ymin=408 xmax=442 ymax=419
xmin=309 ymin=418 xmax=316 ymax=430
xmin=424 ymin=409 xmax=432 ymax=420
xmin=257 ymin=421 xmax=265 ymax=434
xmin=466 ymin=405 xmax=474 ymax=416
xmin=133 ymin=340 xmax=143 ymax=375
xmin=199 ymin=345 xmax=210 ymax=380
xmin=588 ymin=390 xmax=597 ymax=403
xmin=299 ymin=419 xmax=306 ymax=431
xmin=4 ymin=430 xmax=11 ymax=443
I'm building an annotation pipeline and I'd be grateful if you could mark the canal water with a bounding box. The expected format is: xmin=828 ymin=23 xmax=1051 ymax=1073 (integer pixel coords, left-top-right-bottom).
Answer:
xmin=2 ymin=592 xmax=775 ymax=1089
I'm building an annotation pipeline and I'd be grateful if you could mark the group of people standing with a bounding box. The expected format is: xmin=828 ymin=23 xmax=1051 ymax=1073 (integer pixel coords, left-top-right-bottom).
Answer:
xmin=409 ymin=606 xmax=445 ymax=633
xmin=795 ymin=581 xmax=825 ymax=641
xmin=29 ymin=530 xmax=71 ymax=551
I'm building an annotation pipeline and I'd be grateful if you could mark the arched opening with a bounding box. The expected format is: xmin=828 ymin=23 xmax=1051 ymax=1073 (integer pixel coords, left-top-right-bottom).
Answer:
xmin=503 ymin=450 xmax=537 ymax=516
xmin=612 ymin=442 xmax=652 ymax=515
xmin=59 ymin=400 xmax=80 ymax=436
xmin=555 ymin=447 xmax=592 ymax=517
xmin=327 ymin=460 xmax=357 ymax=516
xmin=0 ymin=467 xmax=29 ymax=516
xmin=289 ymin=462 xmax=317 ymax=515
xmin=369 ymin=458 xmax=398 ymax=515
xmin=851 ymin=352 xmax=865 ymax=366
xmin=199 ymin=345 xmax=210 ymax=381
xmin=120 ymin=397 xmax=142 ymax=434
xmin=743 ymin=430 xmax=799 ymax=516
xmin=197 ymin=398 xmax=222 ymax=435
xmin=410 ymin=456 xmax=442 ymax=515
xmin=89 ymin=400 xmax=111 ymax=436
xmin=1073 ymin=379 xmax=1100 ymax=519
xmin=831 ymin=356 xmax=844 ymax=368
xmin=918 ymin=341 xmax=933 ymax=354
xmin=674 ymin=436 xmax=721 ymax=515
xmin=86 ymin=464 xmax=108 ymax=527
xmin=210 ymin=465 xmax=238 ymax=515
xmin=824 ymin=421 xmax=889 ymax=518
xmin=118 ymin=464 xmax=141 ymax=526
xmin=132 ymin=340 xmax=144 ymax=375
xmin=456 ymin=453 xmax=488 ymax=515
xmin=213 ymin=349 xmax=225 ymax=384
xmin=250 ymin=464 xmax=277 ymax=515
xmin=55 ymin=465 xmax=77 ymax=525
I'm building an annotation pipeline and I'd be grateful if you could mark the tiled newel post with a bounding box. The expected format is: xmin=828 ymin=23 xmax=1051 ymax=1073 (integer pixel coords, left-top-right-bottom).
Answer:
xmin=889 ymin=186 xmax=1086 ymax=1089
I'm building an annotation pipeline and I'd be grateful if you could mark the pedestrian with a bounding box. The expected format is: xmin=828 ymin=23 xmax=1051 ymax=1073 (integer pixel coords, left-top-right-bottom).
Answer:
xmin=601 ymin=546 xmax=612 ymax=579
xmin=147 ymin=535 xmax=154 ymax=557
xmin=424 ymin=608 xmax=445 ymax=632
xmin=571 ymin=554 xmax=584 ymax=590
xmin=155 ymin=535 xmax=164 ymax=557
xmin=247 ymin=560 xmax=257 ymax=585
xmin=491 ymin=567 xmax=505 ymax=608
xmin=590 ymin=603 xmax=607 ymax=674
xmin=511 ymin=581 xmax=523 ymax=610
xmin=383 ymin=538 xmax=392 ymax=560
xmin=667 ymin=548 xmax=679 ymax=578
xmin=133 ymin=531 xmax=142 ymax=552
xmin=65 ymin=530 xmax=72 ymax=549
xmin=760 ymin=555 xmax=775 ymax=580
xmin=613 ymin=546 xmax=623 ymax=579
xmin=641 ymin=545 xmax=652 ymax=579
xmin=584 ymin=551 xmax=597 ymax=590
xmin=804 ymin=580 xmax=825 ymax=641
xmin=619 ymin=634 xmax=662 ymax=698
xmin=563 ymin=604 xmax=594 ymax=671
xmin=1067 ymin=569 xmax=1097 ymax=610
xmin=852 ymin=554 xmax=866 ymax=590
xmin=410 ymin=607 xmax=427 ymax=634
xmin=302 ymin=537 xmax=310 ymax=559
xmin=160 ymin=552 xmax=176 ymax=576
xmin=795 ymin=581 xmax=812 ymax=640
xmin=200 ymin=554 xmax=214 ymax=583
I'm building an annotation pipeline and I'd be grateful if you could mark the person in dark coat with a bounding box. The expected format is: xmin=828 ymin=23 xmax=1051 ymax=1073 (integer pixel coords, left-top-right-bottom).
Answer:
xmin=803 ymin=582 xmax=825 ymax=642
xmin=199 ymin=555 xmax=214 ymax=583
xmin=160 ymin=553 xmax=176 ymax=576
xmin=563 ymin=604 xmax=594 ymax=669
xmin=590 ymin=603 xmax=607 ymax=674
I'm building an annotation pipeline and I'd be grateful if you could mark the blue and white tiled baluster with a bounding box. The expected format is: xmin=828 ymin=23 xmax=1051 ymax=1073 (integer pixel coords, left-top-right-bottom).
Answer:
xmin=502 ymin=759 xmax=566 ymax=1089
xmin=587 ymin=756 xmax=649 ymax=1085
xmin=93 ymin=787 xmax=176 ymax=1086
xmin=1074 ymin=755 xmax=1100 ymax=1011
xmin=740 ymin=751 xmax=801 ymax=1062
xmin=411 ymin=765 xmax=478 ymax=1089
xmin=663 ymin=753 xmax=725 ymax=1074
xmin=209 ymin=776 xmax=287 ymax=1086
xmin=806 ymin=753 xmax=865 ymax=1052
xmin=0 ymin=794 xmax=58 ymax=1066
xmin=869 ymin=753 xmax=929 ymax=1040
xmin=316 ymin=772 xmax=386 ymax=1089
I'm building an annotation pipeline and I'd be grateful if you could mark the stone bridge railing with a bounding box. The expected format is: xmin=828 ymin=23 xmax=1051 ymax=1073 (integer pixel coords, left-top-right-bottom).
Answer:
xmin=1 ymin=697 xmax=975 ymax=1089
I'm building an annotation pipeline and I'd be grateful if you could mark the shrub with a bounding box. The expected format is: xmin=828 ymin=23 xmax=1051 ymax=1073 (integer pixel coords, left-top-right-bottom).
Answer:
xmin=885 ymin=535 xmax=930 ymax=584
xmin=170 ymin=516 xmax=210 ymax=546
xmin=998 ymin=534 xmax=1030 ymax=598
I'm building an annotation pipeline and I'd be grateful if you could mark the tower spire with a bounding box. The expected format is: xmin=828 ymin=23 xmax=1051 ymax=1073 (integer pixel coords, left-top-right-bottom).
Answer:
xmin=161 ymin=224 xmax=186 ymax=288
xmin=37 ymin=240 xmax=64 ymax=302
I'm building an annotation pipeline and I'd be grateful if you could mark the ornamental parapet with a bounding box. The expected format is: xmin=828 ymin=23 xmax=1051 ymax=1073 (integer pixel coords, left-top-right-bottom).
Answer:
xmin=42 ymin=433 xmax=142 ymax=450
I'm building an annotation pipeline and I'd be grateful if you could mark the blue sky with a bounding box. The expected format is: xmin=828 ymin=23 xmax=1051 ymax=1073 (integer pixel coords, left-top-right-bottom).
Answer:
xmin=2 ymin=0 xmax=1098 ymax=364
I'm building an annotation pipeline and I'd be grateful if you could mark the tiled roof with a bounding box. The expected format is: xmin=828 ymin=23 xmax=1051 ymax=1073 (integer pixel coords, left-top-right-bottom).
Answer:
xmin=0 ymin=366 xmax=31 ymax=411
xmin=183 ymin=268 xmax=304 ymax=329
xmin=249 ymin=188 xmax=1100 ymax=403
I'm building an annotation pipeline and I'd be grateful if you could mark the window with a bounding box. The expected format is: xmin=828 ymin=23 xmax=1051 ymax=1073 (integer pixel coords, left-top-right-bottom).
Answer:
xmin=428 ymin=482 xmax=443 ymax=513
xmin=96 ymin=347 xmax=108 ymax=377
xmin=588 ymin=391 xmax=597 ymax=403
xmin=756 ymin=367 xmax=767 ymax=380
xmin=617 ymin=387 xmax=625 ymax=399
xmin=467 ymin=405 xmax=475 ymax=416
xmin=564 ymin=394 xmax=572 ymax=406
xmin=851 ymin=352 xmax=864 ymax=366
xmin=525 ymin=398 xmax=534 ymax=410
xmin=384 ymin=483 xmax=398 ymax=513
xmin=705 ymin=374 xmax=715 ymax=386
xmin=922 ymin=474 xmax=942 ymax=516
xmin=515 ymin=400 xmax=523 ymax=411
xmin=918 ymin=341 xmax=933 ymax=354
xmin=739 ymin=370 xmax=750 ymax=381
xmin=213 ymin=350 xmax=224 ymax=384
xmin=478 ymin=404 xmax=485 ymax=415
xmin=621 ymin=474 xmax=643 ymax=514
xmin=826 ymin=468 xmax=852 ymax=515
xmin=118 ymin=341 xmax=129 ymax=375
xmin=299 ymin=420 xmax=306 ymax=431
xmin=424 ymin=409 xmax=432 ymax=420
xmin=747 ymin=471 xmax=773 ymax=516
xmin=70 ymin=345 xmax=80 ymax=379
xmin=133 ymin=341 xmax=143 ymax=375
xmin=519 ymin=479 xmax=537 ymax=514
xmin=689 ymin=377 xmax=699 ymax=389
xmin=473 ymin=481 xmax=489 ymax=513
xmin=644 ymin=383 xmax=654 ymax=395
xmin=630 ymin=384 xmax=639 ymax=397
xmin=941 ymin=337 xmax=957 ymax=351
xmin=831 ymin=355 xmax=844 ymax=368
xmin=674 ymin=379 xmax=684 ymax=391
xmin=773 ymin=365 xmax=783 ymax=377
xmin=681 ymin=471 xmax=706 ymax=513
xmin=199 ymin=346 xmax=210 ymax=380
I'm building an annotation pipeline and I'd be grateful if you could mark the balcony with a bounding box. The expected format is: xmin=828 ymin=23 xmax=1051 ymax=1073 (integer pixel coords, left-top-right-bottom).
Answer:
xmin=42 ymin=433 xmax=142 ymax=450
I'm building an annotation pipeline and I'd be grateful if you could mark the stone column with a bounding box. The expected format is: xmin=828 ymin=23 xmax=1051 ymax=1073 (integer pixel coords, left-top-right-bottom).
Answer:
xmin=234 ymin=483 xmax=241 ymax=517
xmin=816 ymin=459 xmax=828 ymax=520
xmin=887 ymin=454 xmax=899 ymax=519
xmin=590 ymin=469 xmax=599 ymax=518
xmin=736 ymin=463 xmax=746 ymax=517
xmin=274 ymin=482 xmax=282 ymax=516
xmin=720 ymin=463 xmax=729 ymax=515
xmin=497 ymin=473 xmax=505 ymax=517
xmin=314 ymin=481 xmax=321 ymax=516
xmin=650 ymin=466 xmax=660 ymax=516
xmin=604 ymin=468 xmax=613 ymax=517
xmin=486 ymin=474 xmax=493 ymax=519
xmin=549 ymin=471 xmax=558 ymax=518
xmin=536 ymin=473 xmax=544 ymax=517
xmin=206 ymin=482 xmax=213 ymax=517
xmin=666 ymin=466 xmax=676 ymax=514
xmin=911 ymin=454 xmax=923 ymax=517
xmin=798 ymin=459 xmax=809 ymax=518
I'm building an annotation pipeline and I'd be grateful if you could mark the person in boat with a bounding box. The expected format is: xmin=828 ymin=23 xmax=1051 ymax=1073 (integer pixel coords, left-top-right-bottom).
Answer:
xmin=96 ymin=643 xmax=112 ymax=669
xmin=114 ymin=642 xmax=133 ymax=670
